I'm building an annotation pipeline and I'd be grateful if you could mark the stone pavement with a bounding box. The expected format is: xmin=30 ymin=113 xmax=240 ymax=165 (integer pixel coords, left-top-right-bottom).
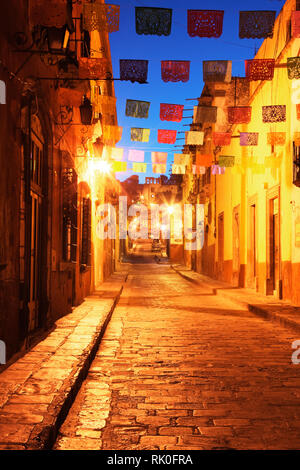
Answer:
xmin=171 ymin=264 xmax=300 ymax=333
xmin=0 ymin=270 xmax=127 ymax=450
xmin=54 ymin=249 xmax=300 ymax=450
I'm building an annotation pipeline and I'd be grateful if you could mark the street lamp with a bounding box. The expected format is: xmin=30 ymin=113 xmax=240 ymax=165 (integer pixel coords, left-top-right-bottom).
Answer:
xmin=47 ymin=26 xmax=70 ymax=54
xmin=89 ymin=159 xmax=112 ymax=175
xmin=80 ymin=96 xmax=93 ymax=125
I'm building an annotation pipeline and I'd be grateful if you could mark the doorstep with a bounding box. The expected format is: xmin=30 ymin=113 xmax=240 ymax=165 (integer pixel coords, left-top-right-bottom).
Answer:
xmin=0 ymin=270 xmax=128 ymax=450
xmin=171 ymin=264 xmax=300 ymax=334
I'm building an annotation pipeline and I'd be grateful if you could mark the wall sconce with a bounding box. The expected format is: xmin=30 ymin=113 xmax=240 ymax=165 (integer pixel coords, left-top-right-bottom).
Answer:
xmin=80 ymin=96 xmax=93 ymax=126
xmin=47 ymin=26 xmax=70 ymax=54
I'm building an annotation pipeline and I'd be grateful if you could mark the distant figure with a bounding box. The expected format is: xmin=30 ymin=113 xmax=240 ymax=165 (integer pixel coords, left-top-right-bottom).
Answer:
xmin=0 ymin=340 xmax=6 ymax=364
xmin=0 ymin=81 xmax=5 ymax=104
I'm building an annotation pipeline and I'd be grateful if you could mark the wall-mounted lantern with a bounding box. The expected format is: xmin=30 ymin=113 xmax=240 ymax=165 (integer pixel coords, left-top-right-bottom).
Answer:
xmin=80 ymin=96 xmax=93 ymax=125
xmin=47 ymin=26 xmax=70 ymax=54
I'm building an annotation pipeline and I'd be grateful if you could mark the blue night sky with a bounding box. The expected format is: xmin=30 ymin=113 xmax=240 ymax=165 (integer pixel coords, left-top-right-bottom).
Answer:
xmin=109 ymin=0 xmax=285 ymax=183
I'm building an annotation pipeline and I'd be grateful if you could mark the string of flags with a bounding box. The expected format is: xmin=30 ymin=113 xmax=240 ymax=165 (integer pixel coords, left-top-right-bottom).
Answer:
xmin=83 ymin=55 xmax=300 ymax=84
xmin=31 ymin=3 xmax=300 ymax=44
xmin=104 ymin=145 xmax=287 ymax=176
xmin=69 ymin=4 xmax=300 ymax=178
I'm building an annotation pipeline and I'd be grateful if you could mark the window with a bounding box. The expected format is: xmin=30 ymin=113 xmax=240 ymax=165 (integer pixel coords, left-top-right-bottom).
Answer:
xmin=293 ymin=141 xmax=300 ymax=187
xmin=81 ymin=198 xmax=91 ymax=267
xmin=81 ymin=30 xmax=90 ymax=58
xmin=62 ymin=168 xmax=78 ymax=262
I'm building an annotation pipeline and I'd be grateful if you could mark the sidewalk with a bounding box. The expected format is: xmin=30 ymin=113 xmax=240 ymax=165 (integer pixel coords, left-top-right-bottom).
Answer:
xmin=0 ymin=270 xmax=127 ymax=450
xmin=171 ymin=264 xmax=300 ymax=334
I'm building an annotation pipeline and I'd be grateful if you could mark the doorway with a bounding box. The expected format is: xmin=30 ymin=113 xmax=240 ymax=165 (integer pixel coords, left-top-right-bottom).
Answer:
xmin=269 ymin=197 xmax=280 ymax=294
xmin=248 ymin=200 xmax=257 ymax=289
xmin=218 ymin=212 xmax=224 ymax=279
xmin=232 ymin=206 xmax=240 ymax=286
xmin=20 ymin=113 xmax=47 ymax=335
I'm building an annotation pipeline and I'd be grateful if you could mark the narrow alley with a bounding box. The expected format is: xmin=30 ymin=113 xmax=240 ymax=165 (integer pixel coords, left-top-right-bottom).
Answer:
xmin=53 ymin=241 xmax=300 ymax=451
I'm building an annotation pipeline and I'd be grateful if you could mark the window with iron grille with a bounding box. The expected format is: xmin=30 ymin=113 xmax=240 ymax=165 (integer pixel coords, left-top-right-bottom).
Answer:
xmin=62 ymin=168 xmax=78 ymax=262
xmin=81 ymin=198 xmax=92 ymax=266
xmin=293 ymin=141 xmax=300 ymax=187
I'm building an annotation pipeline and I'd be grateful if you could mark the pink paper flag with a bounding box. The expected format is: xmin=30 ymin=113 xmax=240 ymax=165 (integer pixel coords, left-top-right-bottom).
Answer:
xmin=128 ymin=149 xmax=145 ymax=162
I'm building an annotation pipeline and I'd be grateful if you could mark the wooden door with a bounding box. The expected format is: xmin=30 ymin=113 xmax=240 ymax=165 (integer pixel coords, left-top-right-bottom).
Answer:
xmin=248 ymin=204 xmax=256 ymax=288
xmin=269 ymin=197 xmax=280 ymax=292
xmin=232 ymin=206 xmax=240 ymax=286
xmin=218 ymin=213 xmax=224 ymax=278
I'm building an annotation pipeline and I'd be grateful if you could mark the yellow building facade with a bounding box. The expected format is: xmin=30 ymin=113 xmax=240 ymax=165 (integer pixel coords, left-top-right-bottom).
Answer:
xmin=186 ymin=0 xmax=300 ymax=305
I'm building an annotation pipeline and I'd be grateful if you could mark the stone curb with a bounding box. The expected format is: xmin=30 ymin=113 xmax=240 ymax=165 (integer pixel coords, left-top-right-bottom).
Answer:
xmin=171 ymin=265 xmax=300 ymax=335
xmin=0 ymin=274 xmax=127 ymax=451
xmin=27 ymin=280 xmax=126 ymax=450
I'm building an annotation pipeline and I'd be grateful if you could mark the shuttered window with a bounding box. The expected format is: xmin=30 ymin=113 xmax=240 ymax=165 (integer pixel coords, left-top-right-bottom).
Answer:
xmin=81 ymin=197 xmax=91 ymax=267
xmin=62 ymin=168 xmax=78 ymax=262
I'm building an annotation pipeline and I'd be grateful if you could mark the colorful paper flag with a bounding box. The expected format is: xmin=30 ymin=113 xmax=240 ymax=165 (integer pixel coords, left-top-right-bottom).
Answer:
xmin=172 ymin=164 xmax=186 ymax=175
xmin=193 ymin=165 xmax=206 ymax=175
xmin=287 ymin=57 xmax=300 ymax=79
xmin=131 ymin=128 xmax=150 ymax=142
xmin=196 ymin=154 xmax=213 ymax=167
xmin=203 ymin=60 xmax=232 ymax=83
xmin=136 ymin=7 xmax=172 ymax=36
xmin=267 ymin=132 xmax=286 ymax=146
xmin=186 ymin=131 xmax=204 ymax=146
xmin=262 ymin=105 xmax=286 ymax=123
xmin=292 ymin=11 xmax=300 ymax=38
xmin=128 ymin=149 xmax=145 ymax=162
xmin=152 ymin=152 xmax=168 ymax=164
xmin=160 ymin=103 xmax=184 ymax=122
xmin=194 ymin=106 xmax=217 ymax=123
xmin=174 ymin=154 xmax=190 ymax=165
xmin=212 ymin=165 xmax=226 ymax=175
xmin=239 ymin=11 xmax=275 ymax=39
xmin=228 ymin=106 xmax=252 ymax=124
xmin=218 ymin=156 xmax=235 ymax=167
xmin=212 ymin=132 xmax=232 ymax=146
xmin=157 ymin=129 xmax=177 ymax=144
xmin=245 ymin=59 xmax=275 ymax=81
xmin=126 ymin=99 xmax=150 ymax=118
xmin=161 ymin=61 xmax=190 ymax=83
xmin=112 ymin=161 xmax=127 ymax=172
xmin=240 ymin=132 xmax=259 ymax=146
xmin=79 ymin=58 xmax=111 ymax=79
xmin=83 ymin=3 xmax=120 ymax=33
xmin=187 ymin=10 xmax=224 ymax=38
xmin=132 ymin=162 xmax=147 ymax=173
xmin=120 ymin=60 xmax=148 ymax=83
xmin=152 ymin=164 xmax=167 ymax=174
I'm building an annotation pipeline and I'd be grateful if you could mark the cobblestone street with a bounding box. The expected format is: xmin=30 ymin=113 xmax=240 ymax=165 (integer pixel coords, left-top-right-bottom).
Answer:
xmin=53 ymin=241 xmax=300 ymax=450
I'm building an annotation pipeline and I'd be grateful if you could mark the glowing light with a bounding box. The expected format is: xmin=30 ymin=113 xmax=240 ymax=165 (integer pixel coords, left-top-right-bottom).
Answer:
xmin=89 ymin=159 xmax=112 ymax=174
xmin=167 ymin=206 xmax=175 ymax=215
